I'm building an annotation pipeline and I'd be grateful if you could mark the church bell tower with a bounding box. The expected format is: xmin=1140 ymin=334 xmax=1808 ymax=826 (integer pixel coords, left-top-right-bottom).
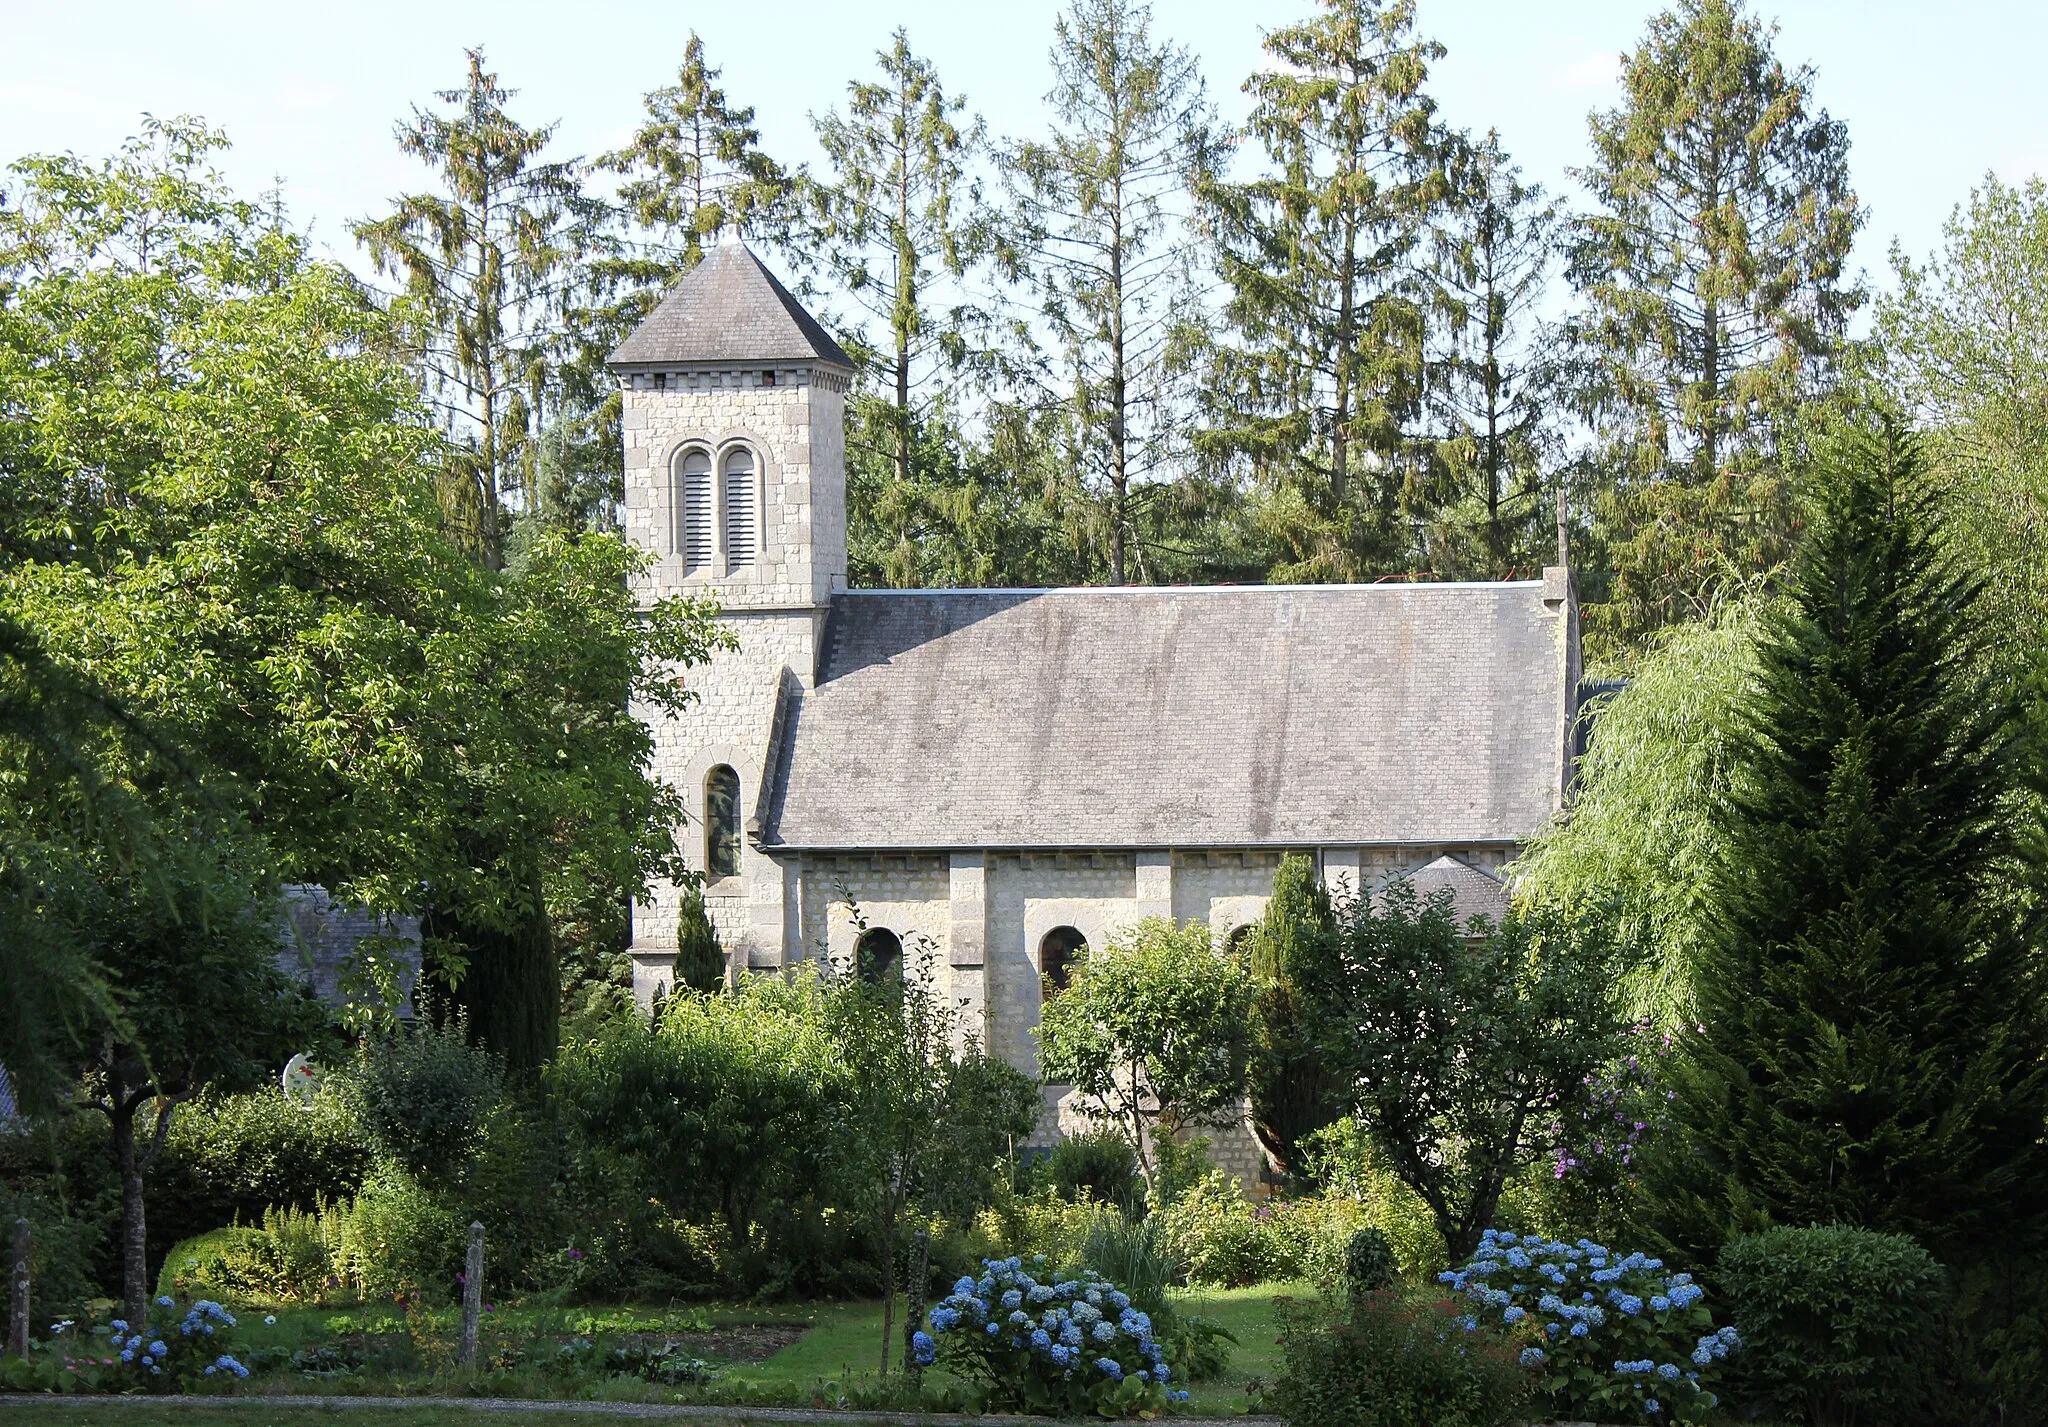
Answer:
xmin=608 ymin=236 xmax=854 ymax=1000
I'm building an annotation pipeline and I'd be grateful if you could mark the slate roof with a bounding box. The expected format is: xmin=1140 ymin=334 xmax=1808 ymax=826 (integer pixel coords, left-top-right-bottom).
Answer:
xmin=609 ymin=240 xmax=853 ymax=371
xmin=762 ymin=583 xmax=1570 ymax=850
xmin=1391 ymin=854 xmax=1512 ymax=929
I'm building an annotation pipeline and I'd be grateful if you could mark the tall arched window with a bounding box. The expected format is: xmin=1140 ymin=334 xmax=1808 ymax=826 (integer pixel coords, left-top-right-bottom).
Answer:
xmin=704 ymin=765 xmax=741 ymax=880
xmin=723 ymin=447 xmax=757 ymax=569
xmin=1039 ymin=926 xmax=1087 ymax=994
xmin=673 ymin=448 xmax=713 ymax=573
xmin=856 ymin=927 xmax=902 ymax=984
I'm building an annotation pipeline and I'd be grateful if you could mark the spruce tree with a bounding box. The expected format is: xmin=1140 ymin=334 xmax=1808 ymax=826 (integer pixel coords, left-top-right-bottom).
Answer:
xmin=1199 ymin=0 xmax=1455 ymax=581
xmin=1656 ymin=420 xmax=2048 ymax=1260
xmin=1246 ymin=854 xmax=1343 ymax=1182
xmin=1568 ymin=0 xmax=1862 ymax=651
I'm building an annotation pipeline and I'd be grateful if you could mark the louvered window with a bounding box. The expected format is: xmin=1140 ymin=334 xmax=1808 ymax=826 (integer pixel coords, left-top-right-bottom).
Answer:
xmin=723 ymin=448 xmax=757 ymax=569
xmin=674 ymin=449 xmax=713 ymax=572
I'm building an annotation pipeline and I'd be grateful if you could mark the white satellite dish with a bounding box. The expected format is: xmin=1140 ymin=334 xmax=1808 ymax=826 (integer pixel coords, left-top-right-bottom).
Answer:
xmin=281 ymin=1053 xmax=321 ymax=1110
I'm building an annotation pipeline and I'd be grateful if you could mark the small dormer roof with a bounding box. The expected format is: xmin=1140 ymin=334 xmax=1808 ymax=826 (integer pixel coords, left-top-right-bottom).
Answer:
xmin=608 ymin=240 xmax=853 ymax=372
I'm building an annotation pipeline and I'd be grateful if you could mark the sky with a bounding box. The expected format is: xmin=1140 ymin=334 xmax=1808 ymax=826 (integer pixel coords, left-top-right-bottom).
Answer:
xmin=5 ymin=0 xmax=2046 ymax=301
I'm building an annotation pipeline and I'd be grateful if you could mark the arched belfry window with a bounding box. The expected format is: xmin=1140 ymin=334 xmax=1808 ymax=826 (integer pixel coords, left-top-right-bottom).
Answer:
xmin=856 ymin=927 xmax=902 ymax=984
xmin=673 ymin=448 xmax=713 ymax=573
xmin=723 ymin=447 xmax=757 ymax=569
xmin=1040 ymin=926 xmax=1087 ymax=994
xmin=704 ymin=765 xmax=741 ymax=880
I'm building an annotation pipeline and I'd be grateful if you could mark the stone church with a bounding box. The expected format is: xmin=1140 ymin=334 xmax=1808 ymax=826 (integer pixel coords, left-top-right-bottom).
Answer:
xmin=609 ymin=239 xmax=1583 ymax=1167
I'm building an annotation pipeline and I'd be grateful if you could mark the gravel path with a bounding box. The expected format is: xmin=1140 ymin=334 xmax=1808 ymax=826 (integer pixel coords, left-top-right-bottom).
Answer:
xmin=0 ymin=1395 xmax=1287 ymax=1426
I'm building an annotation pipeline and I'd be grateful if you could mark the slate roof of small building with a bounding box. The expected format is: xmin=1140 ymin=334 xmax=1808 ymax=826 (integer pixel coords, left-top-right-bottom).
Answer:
xmin=1391 ymin=854 xmax=1512 ymax=929
xmin=762 ymin=583 xmax=1570 ymax=850
xmin=608 ymin=240 xmax=853 ymax=371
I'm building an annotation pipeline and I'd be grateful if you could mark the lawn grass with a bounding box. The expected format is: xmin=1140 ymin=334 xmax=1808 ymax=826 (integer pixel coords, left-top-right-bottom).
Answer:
xmin=0 ymin=1410 xmax=710 ymax=1427
xmin=11 ymin=1286 xmax=1302 ymax=1419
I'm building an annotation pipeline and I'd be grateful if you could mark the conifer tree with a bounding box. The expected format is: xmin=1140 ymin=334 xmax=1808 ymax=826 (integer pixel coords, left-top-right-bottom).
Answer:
xmin=674 ymin=882 xmax=726 ymax=994
xmin=1246 ymin=855 xmax=1343 ymax=1183
xmin=1655 ymin=420 xmax=2048 ymax=1260
xmin=1568 ymin=0 xmax=1862 ymax=651
xmin=1007 ymin=0 xmax=1216 ymax=584
xmin=1199 ymin=0 xmax=1454 ymax=581
xmin=809 ymin=32 xmax=993 ymax=586
xmin=1423 ymin=132 xmax=1562 ymax=578
xmin=354 ymin=49 xmax=598 ymax=569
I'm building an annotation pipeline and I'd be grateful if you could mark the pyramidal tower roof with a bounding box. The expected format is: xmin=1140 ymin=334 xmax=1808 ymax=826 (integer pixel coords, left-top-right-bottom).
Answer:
xmin=608 ymin=237 xmax=852 ymax=371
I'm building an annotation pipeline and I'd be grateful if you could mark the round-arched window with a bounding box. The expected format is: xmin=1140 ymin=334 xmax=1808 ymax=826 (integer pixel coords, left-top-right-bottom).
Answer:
xmin=723 ymin=447 xmax=757 ymax=568
xmin=1039 ymin=926 xmax=1087 ymax=994
xmin=856 ymin=927 xmax=902 ymax=984
xmin=673 ymin=447 xmax=714 ymax=572
xmin=705 ymin=765 xmax=741 ymax=880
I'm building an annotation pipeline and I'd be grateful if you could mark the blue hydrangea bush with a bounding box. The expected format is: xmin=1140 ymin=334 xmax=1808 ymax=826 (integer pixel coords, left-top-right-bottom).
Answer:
xmin=917 ymin=1256 xmax=1186 ymax=1418
xmin=1441 ymin=1230 xmax=1738 ymax=1424
xmin=89 ymin=1296 xmax=250 ymax=1392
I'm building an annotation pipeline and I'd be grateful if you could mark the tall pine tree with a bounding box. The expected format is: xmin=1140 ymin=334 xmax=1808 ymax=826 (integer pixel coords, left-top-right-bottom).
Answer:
xmin=1568 ymin=0 xmax=1861 ymax=654
xmin=1654 ymin=419 xmax=2048 ymax=1260
xmin=1200 ymin=0 xmax=1454 ymax=582
xmin=353 ymin=49 xmax=599 ymax=569
xmin=1007 ymin=0 xmax=1215 ymax=584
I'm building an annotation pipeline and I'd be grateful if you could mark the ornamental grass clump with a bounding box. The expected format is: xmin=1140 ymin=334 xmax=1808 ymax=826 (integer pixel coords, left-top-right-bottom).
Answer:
xmin=1441 ymin=1229 xmax=1737 ymax=1424
xmin=918 ymin=1255 xmax=1184 ymax=1417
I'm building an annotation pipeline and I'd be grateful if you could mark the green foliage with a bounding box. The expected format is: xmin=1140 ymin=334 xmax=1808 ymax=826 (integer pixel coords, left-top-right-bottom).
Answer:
xmin=1512 ymin=607 xmax=1760 ymax=1022
xmin=1719 ymin=1225 xmax=1946 ymax=1426
xmin=153 ymin=1089 xmax=372 ymax=1256
xmin=1653 ymin=422 xmax=2048 ymax=1260
xmin=1036 ymin=917 xmax=1253 ymax=1196
xmin=322 ymin=1164 xmax=466 ymax=1302
xmin=672 ymin=884 xmax=725 ymax=993
xmin=1153 ymin=1174 xmax=1366 ymax=1289
xmin=1298 ymin=885 xmax=1624 ymax=1262
xmin=1197 ymin=0 xmax=1458 ymax=581
xmin=1343 ymin=1228 xmax=1398 ymax=1298
xmin=159 ymin=1209 xmax=330 ymax=1305
xmin=342 ymin=1024 xmax=504 ymax=1188
xmin=1878 ymin=174 xmax=2048 ymax=656
xmin=1569 ymin=0 xmax=1862 ymax=652
xmin=1299 ymin=1119 xmax=1448 ymax=1279
xmin=1046 ymin=1130 xmax=1141 ymax=1209
xmin=1245 ymin=855 xmax=1342 ymax=1183
xmin=1274 ymin=1292 xmax=1528 ymax=1427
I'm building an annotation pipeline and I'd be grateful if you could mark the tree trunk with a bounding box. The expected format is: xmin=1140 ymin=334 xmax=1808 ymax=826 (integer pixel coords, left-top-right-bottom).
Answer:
xmin=1108 ymin=188 xmax=1129 ymax=585
xmin=109 ymin=1093 xmax=149 ymax=1331
xmin=1332 ymin=218 xmax=1359 ymax=504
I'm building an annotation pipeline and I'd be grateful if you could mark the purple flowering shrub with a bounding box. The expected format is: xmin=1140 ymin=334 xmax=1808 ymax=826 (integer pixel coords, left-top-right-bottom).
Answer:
xmin=1441 ymin=1230 xmax=1738 ymax=1424
xmin=79 ymin=1295 xmax=250 ymax=1392
xmin=919 ymin=1256 xmax=1183 ymax=1417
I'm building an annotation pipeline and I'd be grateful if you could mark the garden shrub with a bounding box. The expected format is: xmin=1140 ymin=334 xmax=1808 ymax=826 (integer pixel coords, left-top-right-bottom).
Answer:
xmin=53 ymin=1296 xmax=253 ymax=1392
xmin=158 ymin=1206 xmax=330 ymax=1304
xmin=1345 ymin=1227 xmax=1398 ymax=1297
xmin=919 ymin=1255 xmax=1186 ymax=1417
xmin=152 ymin=1087 xmax=373 ymax=1253
xmin=1047 ymin=1129 xmax=1141 ymax=1207
xmin=323 ymin=1164 xmax=465 ymax=1301
xmin=1440 ymin=1229 xmax=1736 ymax=1424
xmin=1274 ymin=1291 xmax=1528 ymax=1427
xmin=1301 ymin=1119 xmax=1449 ymax=1278
xmin=341 ymin=1022 xmax=504 ymax=1186
xmin=968 ymin=1185 xmax=1119 ymax=1271
xmin=1718 ymin=1224 xmax=1946 ymax=1426
xmin=1154 ymin=1172 xmax=1366 ymax=1287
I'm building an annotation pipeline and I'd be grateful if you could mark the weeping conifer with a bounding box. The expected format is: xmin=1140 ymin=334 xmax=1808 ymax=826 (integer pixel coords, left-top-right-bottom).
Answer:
xmin=1653 ymin=420 xmax=2048 ymax=1261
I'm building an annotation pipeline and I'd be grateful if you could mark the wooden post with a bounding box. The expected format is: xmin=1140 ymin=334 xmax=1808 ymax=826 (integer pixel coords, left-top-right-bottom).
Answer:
xmin=903 ymin=1227 xmax=931 ymax=1383
xmin=8 ymin=1219 xmax=28 ymax=1358
xmin=458 ymin=1222 xmax=484 ymax=1369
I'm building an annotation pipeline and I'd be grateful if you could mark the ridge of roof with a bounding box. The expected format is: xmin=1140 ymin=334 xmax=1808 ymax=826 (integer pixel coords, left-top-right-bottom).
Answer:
xmin=608 ymin=241 xmax=853 ymax=370
xmin=834 ymin=579 xmax=1549 ymax=596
